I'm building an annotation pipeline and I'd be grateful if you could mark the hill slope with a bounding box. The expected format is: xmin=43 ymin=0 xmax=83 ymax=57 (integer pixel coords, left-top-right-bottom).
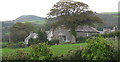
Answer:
xmin=14 ymin=15 xmax=46 ymax=22
xmin=96 ymin=12 xmax=118 ymax=28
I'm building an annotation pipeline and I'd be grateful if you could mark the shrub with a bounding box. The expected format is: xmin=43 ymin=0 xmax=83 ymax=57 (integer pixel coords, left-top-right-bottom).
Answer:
xmin=2 ymin=49 xmax=29 ymax=60
xmin=2 ymin=44 xmax=7 ymax=48
xmin=2 ymin=42 xmax=9 ymax=48
xmin=82 ymin=36 xmax=115 ymax=60
xmin=52 ymin=49 xmax=82 ymax=61
xmin=30 ymin=43 xmax=53 ymax=60
xmin=6 ymin=42 xmax=26 ymax=48
xmin=2 ymin=54 xmax=16 ymax=60
xmin=17 ymin=42 xmax=26 ymax=48
xmin=76 ymin=36 xmax=88 ymax=43
xmin=28 ymin=39 xmax=38 ymax=46
xmin=6 ymin=43 xmax=19 ymax=48
xmin=48 ymin=39 xmax=59 ymax=45
xmin=15 ymin=49 xmax=29 ymax=60
xmin=61 ymin=42 xmax=75 ymax=45
xmin=95 ymin=31 xmax=120 ymax=38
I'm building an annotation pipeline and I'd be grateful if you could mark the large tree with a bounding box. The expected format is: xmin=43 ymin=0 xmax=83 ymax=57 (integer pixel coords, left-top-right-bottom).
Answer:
xmin=47 ymin=1 xmax=103 ymax=41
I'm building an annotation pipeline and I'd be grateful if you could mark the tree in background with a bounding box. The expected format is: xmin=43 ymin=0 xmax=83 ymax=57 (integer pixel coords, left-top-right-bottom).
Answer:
xmin=28 ymin=29 xmax=48 ymax=46
xmin=2 ymin=34 xmax=9 ymax=42
xmin=10 ymin=22 xmax=35 ymax=43
xmin=39 ymin=23 xmax=51 ymax=31
xmin=2 ymin=21 xmax=14 ymax=42
xmin=37 ymin=29 xmax=48 ymax=43
xmin=47 ymin=1 xmax=102 ymax=41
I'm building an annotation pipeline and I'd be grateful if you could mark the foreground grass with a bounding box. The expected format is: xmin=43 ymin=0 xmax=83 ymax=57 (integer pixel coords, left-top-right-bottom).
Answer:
xmin=2 ymin=43 xmax=87 ymax=57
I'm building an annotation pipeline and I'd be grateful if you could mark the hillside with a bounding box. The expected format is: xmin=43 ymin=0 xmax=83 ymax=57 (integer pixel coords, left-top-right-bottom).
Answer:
xmin=14 ymin=15 xmax=46 ymax=22
xmin=96 ymin=12 xmax=118 ymax=29
xmin=97 ymin=12 xmax=118 ymax=25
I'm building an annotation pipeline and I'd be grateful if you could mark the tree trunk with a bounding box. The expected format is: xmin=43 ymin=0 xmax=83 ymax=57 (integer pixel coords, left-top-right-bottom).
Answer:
xmin=70 ymin=27 xmax=77 ymax=42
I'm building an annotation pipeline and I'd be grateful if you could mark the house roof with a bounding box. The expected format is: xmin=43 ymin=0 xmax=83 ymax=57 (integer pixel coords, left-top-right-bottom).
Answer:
xmin=68 ymin=26 xmax=99 ymax=33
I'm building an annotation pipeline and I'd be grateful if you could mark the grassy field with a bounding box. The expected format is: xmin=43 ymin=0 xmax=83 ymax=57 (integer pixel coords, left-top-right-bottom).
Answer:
xmin=0 ymin=42 xmax=8 ymax=45
xmin=2 ymin=43 xmax=87 ymax=57
xmin=51 ymin=43 xmax=87 ymax=56
xmin=23 ymin=20 xmax=47 ymax=25
xmin=1 ymin=39 xmax=117 ymax=57
xmin=2 ymin=47 xmax=31 ymax=56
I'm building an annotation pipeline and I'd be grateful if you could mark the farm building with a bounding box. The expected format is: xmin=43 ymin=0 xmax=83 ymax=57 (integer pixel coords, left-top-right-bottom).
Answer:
xmin=46 ymin=26 xmax=100 ymax=43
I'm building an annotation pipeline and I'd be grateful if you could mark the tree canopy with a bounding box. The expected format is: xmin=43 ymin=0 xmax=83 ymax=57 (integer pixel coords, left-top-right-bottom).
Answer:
xmin=10 ymin=22 xmax=35 ymax=43
xmin=47 ymin=1 xmax=103 ymax=41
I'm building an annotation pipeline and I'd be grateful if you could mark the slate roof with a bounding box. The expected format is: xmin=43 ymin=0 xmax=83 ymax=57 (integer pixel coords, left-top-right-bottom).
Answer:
xmin=68 ymin=26 xmax=99 ymax=33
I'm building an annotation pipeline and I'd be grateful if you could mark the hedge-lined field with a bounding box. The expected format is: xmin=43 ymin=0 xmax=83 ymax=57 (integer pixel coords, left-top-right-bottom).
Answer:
xmin=2 ymin=39 xmax=117 ymax=57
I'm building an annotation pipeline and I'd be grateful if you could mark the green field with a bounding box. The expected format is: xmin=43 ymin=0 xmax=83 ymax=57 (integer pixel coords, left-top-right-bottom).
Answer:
xmin=1 ymin=40 xmax=117 ymax=57
xmin=100 ymin=12 xmax=120 ymax=14
xmin=2 ymin=43 xmax=87 ymax=57
xmin=0 ymin=42 xmax=8 ymax=45
xmin=23 ymin=20 xmax=47 ymax=25
xmin=51 ymin=43 xmax=87 ymax=56
xmin=2 ymin=47 xmax=30 ymax=56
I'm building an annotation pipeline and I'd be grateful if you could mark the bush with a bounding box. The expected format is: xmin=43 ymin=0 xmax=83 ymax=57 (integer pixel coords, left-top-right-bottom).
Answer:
xmin=2 ymin=44 xmax=8 ymax=48
xmin=2 ymin=42 xmax=9 ymax=48
xmin=28 ymin=39 xmax=38 ymax=46
xmin=52 ymin=49 xmax=82 ymax=61
xmin=48 ymin=39 xmax=59 ymax=45
xmin=6 ymin=42 xmax=26 ymax=48
xmin=61 ymin=42 xmax=75 ymax=45
xmin=2 ymin=54 xmax=16 ymax=60
xmin=17 ymin=42 xmax=26 ymax=48
xmin=30 ymin=43 xmax=53 ymax=60
xmin=82 ymin=36 xmax=115 ymax=60
xmin=6 ymin=43 xmax=19 ymax=48
xmin=2 ymin=49 xmax=29 ymax=60
xmin=15 ymin=49 xmax=29 ymax=60
xmin=76 ymin=36 xmax=88 ymax=43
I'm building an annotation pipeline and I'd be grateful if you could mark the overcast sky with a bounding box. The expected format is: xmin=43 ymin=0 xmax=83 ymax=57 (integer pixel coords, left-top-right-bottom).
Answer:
xmin=0 ymin=0 xmax=119 ymax=21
